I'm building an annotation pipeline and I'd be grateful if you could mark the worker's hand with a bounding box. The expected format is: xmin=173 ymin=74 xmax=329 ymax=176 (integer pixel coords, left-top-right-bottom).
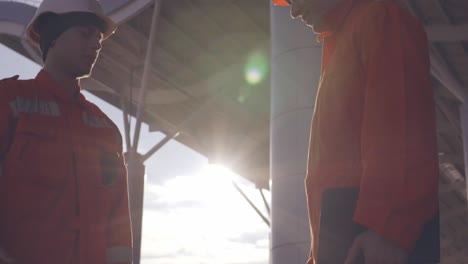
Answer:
xmin=344 ymin=229 xmax=409 ymax=264
xmin=0 ymin=248 xmax=14 ymax=264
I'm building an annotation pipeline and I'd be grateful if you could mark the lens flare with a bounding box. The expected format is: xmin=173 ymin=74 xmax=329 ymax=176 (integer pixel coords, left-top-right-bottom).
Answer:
xmin=246 ymin=68 xmax=262 ymax=85
xmin=244 ymin=51 xmax=268 ymax=86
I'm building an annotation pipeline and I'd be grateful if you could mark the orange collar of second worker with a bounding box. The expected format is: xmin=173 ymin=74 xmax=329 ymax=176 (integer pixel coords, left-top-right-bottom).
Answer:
xmin=315 ymin=0 xmax=361 ymax=40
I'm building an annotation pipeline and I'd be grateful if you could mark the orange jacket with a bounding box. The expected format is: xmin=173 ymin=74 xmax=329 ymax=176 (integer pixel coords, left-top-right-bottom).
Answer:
xmin=0 ymin=71 xmax=132 ymax=264
xmin=306 ymin=0 xmax=438 ymax=263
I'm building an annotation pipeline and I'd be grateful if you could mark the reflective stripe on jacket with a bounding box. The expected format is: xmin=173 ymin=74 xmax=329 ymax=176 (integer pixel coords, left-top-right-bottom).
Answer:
xmin=306 ymin=0 xmax=438 ymax=263
xmin=0 ymin=70 xmax=132 ymax=264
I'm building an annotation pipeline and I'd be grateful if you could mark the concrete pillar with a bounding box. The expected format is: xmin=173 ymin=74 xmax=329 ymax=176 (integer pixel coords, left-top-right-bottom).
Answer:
xmin=125 ymin=153 xmax=146 ymax=264
xmin=270 ymin=3 xmax=322 ymax=264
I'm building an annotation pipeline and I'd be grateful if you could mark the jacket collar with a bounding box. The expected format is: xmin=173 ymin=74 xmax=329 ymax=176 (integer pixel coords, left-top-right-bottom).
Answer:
xmin=315 ymin=0 xmax=360 ymax=40
xmin=35 ymin=70 xmax=87 ymax=107
xmin=316 ymin=0 xmax=370 ymax=74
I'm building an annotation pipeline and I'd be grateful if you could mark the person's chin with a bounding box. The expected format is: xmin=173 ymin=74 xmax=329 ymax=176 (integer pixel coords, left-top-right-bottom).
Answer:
xmin=303 ymin=20 xmax=317 ymax=31
xmin=302 ymin=16 xmax=319 ymax=30
xmin=76 ymin=68 xmax=93 ymax=79
xmin=81 ymin=63 xmax=96 ymax=77
xmin=303 ymin=22 xmax=313 ymax=28
xmin=310 ymin=20 xmax=324 ymax=33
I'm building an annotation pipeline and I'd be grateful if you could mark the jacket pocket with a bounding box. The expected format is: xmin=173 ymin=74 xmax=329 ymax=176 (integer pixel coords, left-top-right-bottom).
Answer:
xmin=11 ymin=115 xmax=70 ymax=188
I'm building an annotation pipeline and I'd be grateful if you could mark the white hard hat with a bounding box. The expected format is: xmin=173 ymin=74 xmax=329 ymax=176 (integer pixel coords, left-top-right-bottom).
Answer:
xmin=26 ymin=0 xmax=117 ymax=45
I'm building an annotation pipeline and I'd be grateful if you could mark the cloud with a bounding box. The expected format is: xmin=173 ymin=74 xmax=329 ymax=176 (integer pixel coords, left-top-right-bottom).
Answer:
xmin=143 ymin=139 xmax=208 ymax=184
xmin=142 ymin=248 xmax=194 ymax=259
xmin=144 ymin=197 xmax=204 ymax=213
xmin=139 ymin=173 xmax=269 ymax=264
xmin=229 ymin=231 xmax=269 ymax=246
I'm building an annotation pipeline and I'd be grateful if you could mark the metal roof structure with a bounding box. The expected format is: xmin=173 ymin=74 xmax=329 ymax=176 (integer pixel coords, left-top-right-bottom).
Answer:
xmin=0 ymin=0 xmax=271 ymax=189
xmin=1 ymin=0 xmax=468 ymax=262
xmin=401 ymin=1 xmax=468 ymax=261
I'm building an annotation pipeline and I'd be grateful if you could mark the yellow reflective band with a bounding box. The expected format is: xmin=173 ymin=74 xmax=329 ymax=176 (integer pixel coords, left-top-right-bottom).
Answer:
xmin=9 ymin=97 xmax=61 ymax=117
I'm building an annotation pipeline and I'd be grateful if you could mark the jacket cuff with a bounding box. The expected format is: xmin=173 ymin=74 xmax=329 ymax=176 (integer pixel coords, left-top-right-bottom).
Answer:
xmin=353 ymin=201 xmax=422 ymax=251
xmin=106 ymin=245 xmax=133 ymax=264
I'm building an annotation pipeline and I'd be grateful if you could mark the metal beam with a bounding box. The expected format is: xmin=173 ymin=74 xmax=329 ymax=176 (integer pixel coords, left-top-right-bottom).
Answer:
xmin=433 ymin=0 xmax=455 ymax=24
xmin=434 ymin=88 xmax=462 ymax=136
xmin=260 ymin=188 xmax=271 ymax=216
xmin=141 ymin=82 xmax=229 ymax=162
xmin=20 ymin=39 xmax=42 ymax=64
xmin=233 ymin=182 xmax=270 ymax=227
xmin=400 ymin=1 xmax=468 ymax=102
xmin=127 ymin=4 xmax=162 ymax=263
xmin=142 ymin=130 xmax=179 ymax=161
xmin=91 ymin=55 xmax=179 ymax=134
xmin=132 ymin=0 xmax=163 ymax=156
xmin=430 ymin=47 xmax=468 ymax=103
xmin=121 ymin=93 xmax=132 ymax=151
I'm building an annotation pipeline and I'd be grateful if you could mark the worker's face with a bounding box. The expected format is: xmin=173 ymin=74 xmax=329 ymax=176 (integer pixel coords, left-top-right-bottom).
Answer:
xmin=290 ymin=0 xmax=340 ymax=28
xmin=48 ymin=25 xmax=103 ymax=78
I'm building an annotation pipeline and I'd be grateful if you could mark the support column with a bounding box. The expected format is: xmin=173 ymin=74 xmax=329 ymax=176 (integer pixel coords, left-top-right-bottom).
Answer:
xmin=270 ymin=3 xmax=322 ymax=264
xmin=125 ymin=153 xmax=146 ymax=264
xmin=126 ymin=2 xmax=160 ymax=263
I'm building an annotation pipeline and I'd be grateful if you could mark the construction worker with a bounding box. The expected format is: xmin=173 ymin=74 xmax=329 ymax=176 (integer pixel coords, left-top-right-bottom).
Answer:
xmin=272 ymin=0 xmax=439 ymax=263
xmin=0 ymin=0 xmax=132 ymax=263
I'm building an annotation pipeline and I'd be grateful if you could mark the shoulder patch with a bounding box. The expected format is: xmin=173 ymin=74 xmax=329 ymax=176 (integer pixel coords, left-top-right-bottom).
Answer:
xmin=83 ymin=99 xmax=123 ymax=149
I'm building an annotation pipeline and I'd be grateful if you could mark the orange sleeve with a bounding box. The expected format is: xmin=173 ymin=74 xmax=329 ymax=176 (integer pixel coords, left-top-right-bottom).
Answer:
xmin=106 ymin=134 xmax=133 ymax=264
xmin=352 ymin=2 xmax=439 ymax=251
xmin=0 ymin=78 xmax=15 ymax=158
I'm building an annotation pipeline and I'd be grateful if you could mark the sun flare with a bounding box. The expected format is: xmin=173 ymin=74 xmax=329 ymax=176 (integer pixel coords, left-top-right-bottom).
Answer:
xmin=141 ymin=163 xmax=269 ymax=263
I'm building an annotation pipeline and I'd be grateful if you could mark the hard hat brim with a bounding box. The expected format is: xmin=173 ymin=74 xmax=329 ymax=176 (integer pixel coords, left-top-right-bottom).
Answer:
xmin=26 ymin=12 xmax=117 ymax=45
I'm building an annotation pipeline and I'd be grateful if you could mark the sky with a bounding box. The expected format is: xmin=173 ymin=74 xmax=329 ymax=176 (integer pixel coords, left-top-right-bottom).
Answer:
xmin=0 ymin=43 xmax=270 ymax=264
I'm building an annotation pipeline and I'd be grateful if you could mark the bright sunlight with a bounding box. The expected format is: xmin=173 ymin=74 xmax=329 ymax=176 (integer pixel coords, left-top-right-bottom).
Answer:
xmin=141 ymin=164 xmax=270 ymax=264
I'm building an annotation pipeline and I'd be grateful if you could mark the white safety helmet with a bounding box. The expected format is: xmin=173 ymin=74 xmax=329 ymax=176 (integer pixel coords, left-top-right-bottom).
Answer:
xmin=26 ymin=0 xmax=117 ymax=45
